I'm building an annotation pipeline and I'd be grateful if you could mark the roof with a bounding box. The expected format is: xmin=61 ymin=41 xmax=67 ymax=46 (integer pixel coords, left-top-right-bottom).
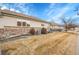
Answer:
xmin=0 ymin=9 xmax=50 ymax=24
xmin=50 ymin=21 xmax=62 ymax=26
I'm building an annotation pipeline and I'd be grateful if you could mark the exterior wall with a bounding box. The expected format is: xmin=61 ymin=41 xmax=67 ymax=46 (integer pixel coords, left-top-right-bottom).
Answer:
xmin=0 ymin=28 xmax=4 ymax=37
xmin=0 ymin=16 xmax=17 ymax=28
xmin=0 ymin=16 xmax=51 ymax=38
xmin=53 ymin=25 xmax=64 ymax=29
xmin=75 ymin=27 xmax=79 ymax=32
xmin=30 ymin=21 xmax=50 ymax=28
xmin=0 ymin=16 xmax=50 ymax=28
xmin=4 ymin=26 xmax=31 ymax=35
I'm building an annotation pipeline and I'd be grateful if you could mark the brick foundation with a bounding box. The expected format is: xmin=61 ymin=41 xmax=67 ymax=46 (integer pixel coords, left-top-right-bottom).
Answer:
xmin=0 ymin=26 xmax=31 ymax=38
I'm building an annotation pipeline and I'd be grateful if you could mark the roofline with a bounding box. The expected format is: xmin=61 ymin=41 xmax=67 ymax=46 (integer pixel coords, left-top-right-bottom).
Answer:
xmin=0 ymin=9 xmax=50 ymax=24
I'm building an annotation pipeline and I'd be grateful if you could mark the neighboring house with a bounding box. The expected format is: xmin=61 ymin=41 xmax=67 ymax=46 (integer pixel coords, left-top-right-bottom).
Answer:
xmin=0 ymin=9 xmax=52 ymax=37
xmin=51 ymin=22 xmax=64 ymax=30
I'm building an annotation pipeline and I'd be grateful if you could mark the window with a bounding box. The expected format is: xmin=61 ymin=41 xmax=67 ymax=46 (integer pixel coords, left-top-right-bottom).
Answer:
xmin=41 ymin=24 xmax=44 ymax=26
xmin=27 ymin=24 xmax=30 ymax=27
xmin=23 ymin=22 xmax=26 ymax=26
xmin=17 ymin=21 xmax=21 ymax=26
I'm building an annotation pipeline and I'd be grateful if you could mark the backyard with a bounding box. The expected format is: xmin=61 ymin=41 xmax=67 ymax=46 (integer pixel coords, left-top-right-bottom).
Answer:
xmin=0 ymin=32 xmax=77 ymax=55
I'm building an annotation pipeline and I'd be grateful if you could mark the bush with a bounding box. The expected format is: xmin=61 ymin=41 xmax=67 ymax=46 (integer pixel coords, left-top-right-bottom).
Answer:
xmin=29 ymin=28 xmax=35 ymax=35
xmin=41 ymin=28 xmax=47 ymax=34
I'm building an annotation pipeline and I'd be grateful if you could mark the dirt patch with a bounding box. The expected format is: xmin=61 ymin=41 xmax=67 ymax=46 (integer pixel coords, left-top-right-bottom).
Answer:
xmin=1 ymin=32 xmax=77 ymax=55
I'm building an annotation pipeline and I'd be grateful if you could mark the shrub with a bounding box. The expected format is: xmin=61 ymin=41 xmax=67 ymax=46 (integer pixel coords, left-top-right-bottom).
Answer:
xmin=29 ymin=28 xmax=35 ymax=35
xmin=41 ymin=28 xmax=47 ymax=34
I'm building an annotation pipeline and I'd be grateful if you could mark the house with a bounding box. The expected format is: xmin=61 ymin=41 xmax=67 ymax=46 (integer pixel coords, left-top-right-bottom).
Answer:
xmin=51 ymin=22 xmax=64 ymax=31
xmin=0 ymin=9 xmax=52 ymax=37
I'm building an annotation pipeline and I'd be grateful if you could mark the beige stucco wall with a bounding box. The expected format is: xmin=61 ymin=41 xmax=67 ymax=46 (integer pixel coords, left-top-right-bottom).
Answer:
xmin=0 ymin=16 xmax=17 ymax=28
xmin=0 ymin=16 xmax=50 ymax=28
xmin=30 ymin=20 xmax=50 ymax=28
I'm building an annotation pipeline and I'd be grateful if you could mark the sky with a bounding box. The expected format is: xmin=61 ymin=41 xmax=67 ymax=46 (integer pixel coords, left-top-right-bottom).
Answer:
xmin=0 ymin=3 xmax=79 ymax=25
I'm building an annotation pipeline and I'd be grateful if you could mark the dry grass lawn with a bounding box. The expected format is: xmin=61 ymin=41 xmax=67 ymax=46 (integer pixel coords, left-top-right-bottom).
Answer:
xmin=1 ymin=32 xmax=77 ymax=55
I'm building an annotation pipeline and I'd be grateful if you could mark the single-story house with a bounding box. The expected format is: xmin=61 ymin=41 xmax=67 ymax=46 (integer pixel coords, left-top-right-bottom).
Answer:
xmin=0 ymin=9 xmax=53 ymax=37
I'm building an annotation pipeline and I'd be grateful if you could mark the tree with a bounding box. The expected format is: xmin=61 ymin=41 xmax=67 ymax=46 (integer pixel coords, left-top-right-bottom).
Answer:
xmin=74 ymin=7 xmax=79 ymax=15
xmin=60 ymin=16 xmax=76 ymax=32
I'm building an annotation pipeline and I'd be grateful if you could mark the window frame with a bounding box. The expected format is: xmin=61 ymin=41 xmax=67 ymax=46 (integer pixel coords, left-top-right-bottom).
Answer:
xmin=23 ymin=22 xmax=26 ymax=26
xmin=17 ymin=21 xmax=21 ymax=26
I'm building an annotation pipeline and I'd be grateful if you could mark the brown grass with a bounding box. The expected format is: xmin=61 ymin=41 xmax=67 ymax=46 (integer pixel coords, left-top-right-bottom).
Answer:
xmin=1 ymin=32 xmax=77 ymax=55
